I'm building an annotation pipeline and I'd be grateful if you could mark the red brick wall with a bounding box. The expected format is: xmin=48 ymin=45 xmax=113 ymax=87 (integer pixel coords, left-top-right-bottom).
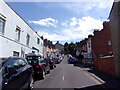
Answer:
xmin=94 ymin=57 xmax=115 ymax=76
xmin=92 ymin=22 xmax=113 ymax=57
xmin=92 ymin=21 xmax=116 ymax=76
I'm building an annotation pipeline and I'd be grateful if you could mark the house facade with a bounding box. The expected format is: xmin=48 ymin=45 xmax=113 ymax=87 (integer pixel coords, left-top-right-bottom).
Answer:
xmin=0 ymin=0 xmax=43 ymax=58
xmin=92 ymin=21 xmax=115 ymax=76
xmin=54 ymin=41 xmax=64 ymax=54
xmin=43 ymin=39 xmax=57 ymax=58
xmin=109 ymin=1 xmax=120 ymax=77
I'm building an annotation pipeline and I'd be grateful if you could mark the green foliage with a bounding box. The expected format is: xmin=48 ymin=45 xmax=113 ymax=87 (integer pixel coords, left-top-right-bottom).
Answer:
xmin=64 ymin=42 xmax=76 ymax=56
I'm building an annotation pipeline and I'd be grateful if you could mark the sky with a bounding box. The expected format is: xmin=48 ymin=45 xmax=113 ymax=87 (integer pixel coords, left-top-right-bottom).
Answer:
xmin=7 ymin=0 xmax=114 ymax=45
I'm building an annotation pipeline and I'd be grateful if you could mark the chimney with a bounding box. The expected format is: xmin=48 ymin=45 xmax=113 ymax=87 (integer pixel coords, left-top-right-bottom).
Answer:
xmin=103 ymin=21 xmax=109 ymax=30
xmin=40 ymin=36 xmax=43 ymax=40
xmin=93 ymin=29 xmax=99 ymax=36
xmin=88 ymin=35 xmax=93 ymax=38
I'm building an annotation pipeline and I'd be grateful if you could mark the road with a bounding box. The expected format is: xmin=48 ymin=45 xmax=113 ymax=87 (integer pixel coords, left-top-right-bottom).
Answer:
xmin=33 ymin=56 xmax=104 ymax=89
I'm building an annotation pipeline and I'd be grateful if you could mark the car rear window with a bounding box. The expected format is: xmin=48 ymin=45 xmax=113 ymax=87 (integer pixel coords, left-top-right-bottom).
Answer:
xmin=27 ymin=59 xmax=39 ymax=65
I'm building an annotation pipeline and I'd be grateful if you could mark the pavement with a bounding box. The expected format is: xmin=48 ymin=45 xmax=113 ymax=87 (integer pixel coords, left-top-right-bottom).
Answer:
xmin=74 ymin=63 xmax=120 ymax=90
xmin=33 ymin=55 xmax=120 ymax=89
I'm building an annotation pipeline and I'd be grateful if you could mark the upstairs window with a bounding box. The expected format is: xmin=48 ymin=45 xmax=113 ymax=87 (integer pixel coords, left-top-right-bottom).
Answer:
xmin=15 ymin=26 xmax=21 ymax=41
xmin=37 ymin=38 xmax=40 ymax=44
xmin=108 ymin=40 xmax=112 ymax=46
xmin=88 ymin=42 xmax=91 ymax=47
xmin=13 ymin=51 xmax=19 ymax=57
xmin=0 ymin=18 xmax=5 ymax=34
xmin=26 ymin=34 xmax=30 ymax=46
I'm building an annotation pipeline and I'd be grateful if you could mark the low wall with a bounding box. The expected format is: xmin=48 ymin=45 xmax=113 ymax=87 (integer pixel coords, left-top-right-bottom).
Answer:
xmin=94 ymin=57 xmax=115 ymax=76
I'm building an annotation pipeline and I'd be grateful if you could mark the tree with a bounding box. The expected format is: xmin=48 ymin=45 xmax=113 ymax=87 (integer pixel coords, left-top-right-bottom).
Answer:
xmin=64 ymin=42 xmax=69 ymax=54
xmin=68 ymin=42 xmax=76 ymax=56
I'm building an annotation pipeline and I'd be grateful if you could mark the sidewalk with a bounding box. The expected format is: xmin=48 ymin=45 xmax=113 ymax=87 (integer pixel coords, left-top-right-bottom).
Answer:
xmin=74 ymin=63 xmax=120 ymax=89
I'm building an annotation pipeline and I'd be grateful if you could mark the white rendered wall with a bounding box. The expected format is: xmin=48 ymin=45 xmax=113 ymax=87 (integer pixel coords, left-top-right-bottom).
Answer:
xmin=0 ymin=0 xmax=43 ymax=57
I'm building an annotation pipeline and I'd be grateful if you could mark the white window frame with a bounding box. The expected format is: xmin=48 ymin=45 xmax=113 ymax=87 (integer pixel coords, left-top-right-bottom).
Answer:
xmin=108 ymin=40 xmax=112 ymax=46
xmin=37 ymin=38 xmax=40 ymax=44
xmin=0 ymin=17 xmax=5 ymax=34
xmin=26 ymin=34 xmax=30 ymax=46
xmin=15 ymin=26 xmax=21 ymax=41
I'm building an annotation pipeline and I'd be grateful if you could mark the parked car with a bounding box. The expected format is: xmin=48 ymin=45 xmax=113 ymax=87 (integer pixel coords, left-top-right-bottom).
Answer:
xmin=86 ymin=60 xmax=94 ymax=68
xmin=59 ymin=56 xmax=63 ymax=62
xmin=26 ymin=53 xmax=50 ymax=79
xmin=1 ymin=57 xmax=34 ymax=90
xmin=45 ymin=58 xmax=56 ymax=69
xmin=68 ymin=56 xmax=78 ymax=64
xmin=53 ymin=58 xmax=61 ymax=64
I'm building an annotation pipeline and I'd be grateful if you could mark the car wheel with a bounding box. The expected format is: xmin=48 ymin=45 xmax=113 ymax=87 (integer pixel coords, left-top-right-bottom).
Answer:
xmin=47 ymin=69 xmax=50 ymax=74
xmin=54 ymin=65 xmax=56 ymax=68
xmin=52 ymin=65 xmax=55 ymax=69
xmin=28 ymin=76 xmax=34 ymax=90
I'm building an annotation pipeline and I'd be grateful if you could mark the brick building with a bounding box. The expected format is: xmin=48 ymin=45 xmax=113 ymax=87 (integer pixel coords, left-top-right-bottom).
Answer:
xmin=92 ymin=21 xmax=115 ymax=76
xmin=109 ymin=1 xmax=120 ymax=77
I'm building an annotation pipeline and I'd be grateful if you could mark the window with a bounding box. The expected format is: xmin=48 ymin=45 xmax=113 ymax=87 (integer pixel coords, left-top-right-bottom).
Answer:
xmin=0 ymin=18 xmax=5 ymax=34
xmin=108 ymin=40 xmax=112 ymax=45
xmin=26 ymin=34 xmax=30 ymax=46
xmin=88 ymin=42 xmax=91 ymax=47
xmin=13 ymin=51 xmax=19 ymax=57
xmin=15 ymin=26 xmax=21 ymax=41
xmin=37 ymin=38 xmax=40 ymax=44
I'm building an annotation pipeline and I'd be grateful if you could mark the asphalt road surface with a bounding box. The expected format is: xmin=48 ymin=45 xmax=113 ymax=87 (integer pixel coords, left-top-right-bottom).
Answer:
xmin=33 ymin=56 xmax=104 ymax=89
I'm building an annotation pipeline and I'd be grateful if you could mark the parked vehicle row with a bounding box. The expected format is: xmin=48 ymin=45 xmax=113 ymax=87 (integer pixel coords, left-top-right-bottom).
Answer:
xmin=52 ymin=56 xmax=64 ymax=64
xmin=0 ymin=53 xmax=65 ymax=89
xmin=44 ymin=58 xmax=56 ymax=69
xmin=26 ymin=55 xmax=50 ymax=79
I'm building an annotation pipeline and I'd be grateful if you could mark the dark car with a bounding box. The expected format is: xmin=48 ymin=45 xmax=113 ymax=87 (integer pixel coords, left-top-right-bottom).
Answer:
xmin=86 ymin=60 xmax=94 ymax=68
xmin=45 ymin=58 xmax=56 ymax=69
xmin=26 ymin=53 xmax=50 ymax=79
xmin=68 ymin=56 xmax=78 ymax=64
xmin=53 ymin=58 xmax=61 ymax=64
xmin=1 ymin=57 xmax=34 ymax=90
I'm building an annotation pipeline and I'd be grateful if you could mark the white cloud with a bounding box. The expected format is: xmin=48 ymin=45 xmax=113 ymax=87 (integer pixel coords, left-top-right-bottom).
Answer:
xmin=63 ymin=3 xmax=96 ymax=15
xmin=62 ymin=0 xmax=113 ymax=15
xmin=70 ymin=17 xmax=78 ymax=27
xmin=77 ymin=16 xmax=103 ymax=31
xmin=98 ymin=0 xmax=114 ymax=9
xmin=38 ymin=16 xmax=104 ymax=42
xmin=38 ymin=31 xmax=70 ymax=41
xmin=29 ymin=18 xmax=58 ymax=27
xmin=61 ymin=22 xmax=68 ymax=26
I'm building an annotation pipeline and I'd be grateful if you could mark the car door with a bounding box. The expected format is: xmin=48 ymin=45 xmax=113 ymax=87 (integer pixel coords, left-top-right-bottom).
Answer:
xmin=44 ymin=59 xmax=50 ymax=71
xmin=17 ymin=58 xmax=32 ymax=88
xmin=2 ymin=58 xmax=21 ymax=89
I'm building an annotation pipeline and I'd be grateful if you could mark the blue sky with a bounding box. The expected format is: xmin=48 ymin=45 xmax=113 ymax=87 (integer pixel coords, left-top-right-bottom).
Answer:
xmin=7 ymin=1 xmax=114 ymax=44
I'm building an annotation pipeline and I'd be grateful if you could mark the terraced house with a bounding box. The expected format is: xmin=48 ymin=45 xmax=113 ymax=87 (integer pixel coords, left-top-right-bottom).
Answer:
xmin=0 ymin=0 xmax=43 ymax=57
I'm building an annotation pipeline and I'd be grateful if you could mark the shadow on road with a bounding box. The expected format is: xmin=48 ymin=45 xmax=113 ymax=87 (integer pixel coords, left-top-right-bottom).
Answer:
xmin=31 ymin=84 xmax=108 ymax=90
xmin=73 ymin=63 xmax=120 ymax=89
xmin=74 ymin=84 xmax=108 ymax=90
xmin=33 ymin=76 xmax=44 ymax=82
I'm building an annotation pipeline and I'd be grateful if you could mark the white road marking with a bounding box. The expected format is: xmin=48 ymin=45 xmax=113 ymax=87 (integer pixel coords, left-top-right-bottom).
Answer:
xmin=60 ymin=88 xmax=62 ymax=90
xmin=85 ymin=71 xmax=104 ymax=84
xmin=63 ymin=76 xmax=64 ymax=80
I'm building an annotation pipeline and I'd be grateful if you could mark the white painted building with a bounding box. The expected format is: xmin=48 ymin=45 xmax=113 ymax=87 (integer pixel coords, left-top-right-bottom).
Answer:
xmin=0 ymin=0 xmax=43 ymax=58
xmin=86 ymin=38 xmax=92 ymax=59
